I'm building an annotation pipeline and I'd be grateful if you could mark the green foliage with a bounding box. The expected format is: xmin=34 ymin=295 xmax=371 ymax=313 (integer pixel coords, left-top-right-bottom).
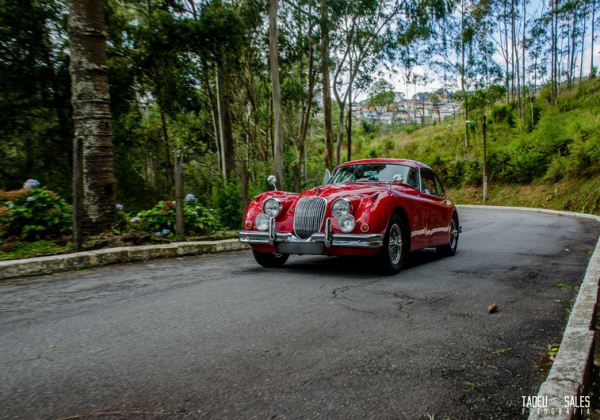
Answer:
xmin=0 ymin=187 xmax=72 ymax=240
xmin=354 ymin=79 xmax=600 ymax=190
xmin=212 ymin=177 xmax=242 ymax=230
xmin=367 ymin=79 xmax=395 ymax=107
xmin=135 ymin=198 xmax=220 ymax=236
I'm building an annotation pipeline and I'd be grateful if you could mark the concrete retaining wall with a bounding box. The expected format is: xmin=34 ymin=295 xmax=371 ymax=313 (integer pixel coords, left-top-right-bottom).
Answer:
xmin=457 ymin=205 xmax=600 ymax=419
xmin=0 ymin=239 xmax=249 ymax=280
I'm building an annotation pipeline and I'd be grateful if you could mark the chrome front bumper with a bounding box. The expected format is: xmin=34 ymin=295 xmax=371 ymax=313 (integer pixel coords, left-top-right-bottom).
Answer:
xmin=238 ymin=218 xmax=384 ymax=252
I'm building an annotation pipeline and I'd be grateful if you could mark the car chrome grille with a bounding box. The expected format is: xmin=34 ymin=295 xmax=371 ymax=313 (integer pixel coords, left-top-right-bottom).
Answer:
xmin=293 ymin=196 xmax=327 ymax=239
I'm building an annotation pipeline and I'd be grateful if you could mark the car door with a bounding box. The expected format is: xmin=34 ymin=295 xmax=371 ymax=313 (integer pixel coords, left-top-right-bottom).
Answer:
xmin=431 ymin=174 xmax=453 ymax=246
xmin=419 ymin=168 xmax=445 ymax=247
xmin=393 ymin=166 xmax=428 ymax=251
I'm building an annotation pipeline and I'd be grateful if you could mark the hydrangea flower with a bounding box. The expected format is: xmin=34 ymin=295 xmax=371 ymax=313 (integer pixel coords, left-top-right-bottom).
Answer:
xmin=8 ymin=203 xmax=15 ymax=209
xmin=116 ymin=204 xmax=124 ymax=211
xmin=172 ymin=200 xmax=176 ymax=205
xmin=130 ymin=217 xmax=141 ymax=223
xmin=162 ymin=229 xmax=171 ymax=235
xmin=185 ymin=193 xmax=195 ymax=202
xmin=27 ymin=196 xmax=35 ymax=202
xmin=23 ymin=179 xmax=40 ymax=189
xmin=155 ymin=232 xmax=162 ymax=237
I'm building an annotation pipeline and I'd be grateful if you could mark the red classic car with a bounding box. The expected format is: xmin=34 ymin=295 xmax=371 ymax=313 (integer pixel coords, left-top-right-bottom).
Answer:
xmin=239 ymin=158 xmax=460 ymax=274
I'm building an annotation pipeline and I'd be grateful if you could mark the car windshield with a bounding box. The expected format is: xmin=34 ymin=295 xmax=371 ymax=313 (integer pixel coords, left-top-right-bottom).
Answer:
xmin=328 ymin=164 xmax=414 ymax=185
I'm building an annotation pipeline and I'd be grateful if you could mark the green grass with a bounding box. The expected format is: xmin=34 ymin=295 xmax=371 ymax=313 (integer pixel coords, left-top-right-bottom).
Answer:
xmin=0 ymin=239 xmax=71 ymax=261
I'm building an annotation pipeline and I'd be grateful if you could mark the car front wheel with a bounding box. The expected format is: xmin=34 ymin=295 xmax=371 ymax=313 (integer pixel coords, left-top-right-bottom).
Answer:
xmin=371 ymin=214 xmax=406 ymax=275
xmin=252 ymin=249 xmax=289 ymax=268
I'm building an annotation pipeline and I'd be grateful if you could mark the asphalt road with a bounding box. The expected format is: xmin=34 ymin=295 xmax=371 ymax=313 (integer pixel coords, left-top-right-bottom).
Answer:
xmin=1 ymin=209 xmax=599 ymax=420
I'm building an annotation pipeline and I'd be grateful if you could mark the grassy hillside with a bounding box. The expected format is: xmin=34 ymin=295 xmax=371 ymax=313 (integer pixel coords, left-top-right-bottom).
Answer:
xmin=350 ymin=79 xmax=600 ymax=215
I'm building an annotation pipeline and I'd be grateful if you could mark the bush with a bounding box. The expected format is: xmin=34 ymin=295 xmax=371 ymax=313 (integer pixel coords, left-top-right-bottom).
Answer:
xmin=0 ymin=181 xmax=72 ymax=240
xmin=367 ymin=146 xmax=379 ymax=158
xmin=212 ymin=177 xmax=242 ymax=230
xmin=134 ymin=197 xmax=220 ymax=236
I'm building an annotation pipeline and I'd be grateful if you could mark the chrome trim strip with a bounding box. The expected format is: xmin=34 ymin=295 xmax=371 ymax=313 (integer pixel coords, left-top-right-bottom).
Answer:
xmin=324 ymin=218 xmax=333 ymax=248
xmin=239 ymin=230 xmax=384 ymax=249
xmin=268 ymin=217 xmax=276 ymax=246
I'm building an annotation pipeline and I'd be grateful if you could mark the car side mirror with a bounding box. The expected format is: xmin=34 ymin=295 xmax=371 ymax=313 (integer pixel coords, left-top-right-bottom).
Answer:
xmin=322 ymin=169 xmax=331 ymax=184
xmin=267 ymin=175 xmax=277 ymax=191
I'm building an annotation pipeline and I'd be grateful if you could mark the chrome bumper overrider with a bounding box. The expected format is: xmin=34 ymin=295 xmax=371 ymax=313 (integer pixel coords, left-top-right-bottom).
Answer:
xmin=238 ymin=218 xmax=384 ymax=250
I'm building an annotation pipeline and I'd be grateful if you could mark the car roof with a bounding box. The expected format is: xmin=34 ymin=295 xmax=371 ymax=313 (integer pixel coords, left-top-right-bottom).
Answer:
xmin=338 ymin=158 xmax=431 ymax=170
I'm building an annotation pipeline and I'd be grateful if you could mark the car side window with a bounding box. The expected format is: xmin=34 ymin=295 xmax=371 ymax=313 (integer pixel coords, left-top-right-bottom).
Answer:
xmin=434 ymin=175 xmax=445 ymax=197
xmin=406 ymin=168 xmax=419 ymax=189
xmin=420 ymin=170 xmax=438 ymax=196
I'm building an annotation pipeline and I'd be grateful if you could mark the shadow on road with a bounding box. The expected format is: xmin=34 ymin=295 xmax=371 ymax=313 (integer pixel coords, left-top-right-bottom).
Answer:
xmin=268 ymin=248 xmax=444 ymax=276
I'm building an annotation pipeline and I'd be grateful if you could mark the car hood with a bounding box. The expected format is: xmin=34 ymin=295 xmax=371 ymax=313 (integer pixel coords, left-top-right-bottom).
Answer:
xmin=297 ymin=182 xmax=387 ymax=202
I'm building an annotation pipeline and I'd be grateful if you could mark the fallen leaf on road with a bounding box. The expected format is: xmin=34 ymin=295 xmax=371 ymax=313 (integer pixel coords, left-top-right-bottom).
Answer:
xmin=49 ymin=345 xmax=58 ymax=349
xmin=488 ymin=303 xmax=498 ymax=313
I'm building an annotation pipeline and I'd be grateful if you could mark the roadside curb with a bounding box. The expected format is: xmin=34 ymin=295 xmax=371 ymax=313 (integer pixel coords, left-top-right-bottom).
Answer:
xmin=457 ymin=205 xmax=600 ymax=419
xmin=0 ymin=239 xmax=249 ymax=281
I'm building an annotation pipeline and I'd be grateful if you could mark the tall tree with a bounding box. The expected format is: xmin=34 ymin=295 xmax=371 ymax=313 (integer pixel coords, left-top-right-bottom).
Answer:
xmin=67 ymin=0 xmax=116 ymax=235
xmin=270 ymin=0 xmax=284 ymax=189
xmin=321 ymin=0 xmax=335 ymax=170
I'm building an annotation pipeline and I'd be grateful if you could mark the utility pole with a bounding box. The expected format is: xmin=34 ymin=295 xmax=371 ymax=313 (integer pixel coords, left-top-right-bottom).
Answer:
xmin=482 ymin=116 xmax=487 ymax=203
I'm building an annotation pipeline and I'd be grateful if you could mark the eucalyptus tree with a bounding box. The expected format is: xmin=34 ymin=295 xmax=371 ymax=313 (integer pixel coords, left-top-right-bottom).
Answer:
xmin=67 ymin=0 xmax=116 ymax=237
xmin=426 ymin=0 xmax=493 ymax=122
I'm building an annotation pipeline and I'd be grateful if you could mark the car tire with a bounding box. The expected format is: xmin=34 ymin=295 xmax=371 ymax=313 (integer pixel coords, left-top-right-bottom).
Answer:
xmin=252 ymin=249 xmax=289 ymax=268
xmin=436 ymin=214 xmax=459 ymax=257
xmin=371 ymin=214 xmax=406 ymax=275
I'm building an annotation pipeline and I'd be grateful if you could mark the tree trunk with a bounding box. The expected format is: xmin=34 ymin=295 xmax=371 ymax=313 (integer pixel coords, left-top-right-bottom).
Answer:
xmin=347 ymin=70 xmax=352 ymax=162
xmin=335 ymin=103 xmax=345 ymax=165
xmin=461 ymin=0 xmax=468 ymax=123
xmin=174 ymin=150 xmax=184 ymax=237
xmin=522 ymin=0 xmax=526 ymax=117
xmin=581 ymin=0 xmax=588 ymax=82
xmin=569 ymin=6 xmax=578 ymax=88
xmin=216 ymin=62 xmax=234 ymax=179
xmin=159 ymin=105 xmax=173 ymax=192
xmin=67 ymin=0 xmax=115 ymax=236
xmin=321 ymin=2 xmax=334 ymax=170
xmin=504 ymin=0 xmax=510 ymax=106
xmin=269 ymin=0 xmax=284 ymax=189
xmin=591 ymin=0 xmax=596 ymax=78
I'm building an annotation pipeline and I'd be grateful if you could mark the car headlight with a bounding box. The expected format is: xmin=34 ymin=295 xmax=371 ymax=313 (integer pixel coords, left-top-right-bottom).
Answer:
xmin=338 ymin=214 xmax=356 ymax=233
xmin=331 ymin=198 xmax=352 ymax=219
xmin=255 ymin=213 xmax=270 ymax=231
xmin=263 ymin=198 xmax=282 ymax=217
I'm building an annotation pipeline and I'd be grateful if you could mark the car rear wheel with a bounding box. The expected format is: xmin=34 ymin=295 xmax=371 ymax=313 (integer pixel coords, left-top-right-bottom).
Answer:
xmin=252 ymin=249 xmax=289 ymax=268
xmin=436 ymin=215 xmax=459 ymax=256
xmin=371 ymin=214 xmax=406 ymax=275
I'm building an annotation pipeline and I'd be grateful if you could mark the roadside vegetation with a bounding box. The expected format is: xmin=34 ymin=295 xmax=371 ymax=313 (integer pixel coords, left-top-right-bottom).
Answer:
xmin=351 ymin=79 xmax=600 ymax=214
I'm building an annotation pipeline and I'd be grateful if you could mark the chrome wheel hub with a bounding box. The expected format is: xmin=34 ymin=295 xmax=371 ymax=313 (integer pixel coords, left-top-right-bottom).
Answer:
xmin=388 ymin=224 xmax=403 ymax=265
xmin=449 ymin=219 xmax=458 ymax=249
